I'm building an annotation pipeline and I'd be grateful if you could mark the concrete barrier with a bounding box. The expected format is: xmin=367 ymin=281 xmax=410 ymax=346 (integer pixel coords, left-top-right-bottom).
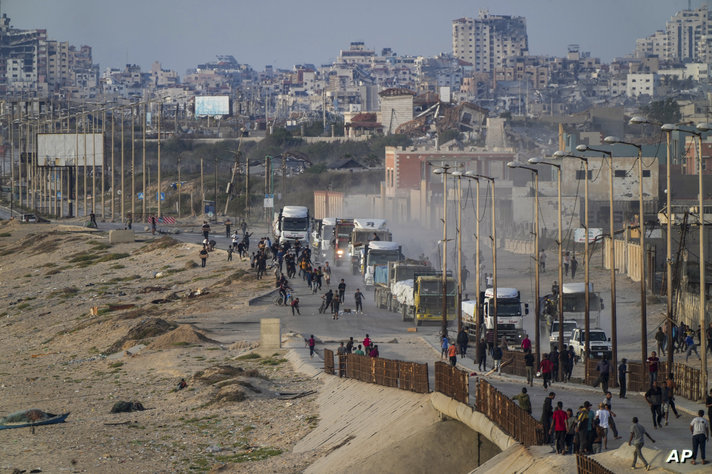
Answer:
xmin=430 ymin=391 xmax=517 ymax=452
xmin=109 ymin=229 xmax=135 ymax=244
xmin=260 ymin=318 xmax=281 ymax=350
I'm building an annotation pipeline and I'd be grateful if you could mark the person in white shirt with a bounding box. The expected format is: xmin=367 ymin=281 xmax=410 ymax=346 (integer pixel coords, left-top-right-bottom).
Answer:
xmin=690 ymin=409 xmax=710 ymax=465
xmin=595 ymin=402 xmax=610 ymax=450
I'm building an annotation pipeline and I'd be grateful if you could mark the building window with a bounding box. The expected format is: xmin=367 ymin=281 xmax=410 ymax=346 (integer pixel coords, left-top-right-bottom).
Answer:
xmin=575 ymin=170 xmax=593 ymax=180
xmin=642 ymin=170 xmax=651 ymax=177
xmin=614 ymin=170 xmax=627 ymax=178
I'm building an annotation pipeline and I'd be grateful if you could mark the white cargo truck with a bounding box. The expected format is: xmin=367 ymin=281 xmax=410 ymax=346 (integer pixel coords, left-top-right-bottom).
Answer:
xmin=462 ymin=287 xmax=529 ymax=347
xmin=273 ymin=206 xmax=311 ymax=245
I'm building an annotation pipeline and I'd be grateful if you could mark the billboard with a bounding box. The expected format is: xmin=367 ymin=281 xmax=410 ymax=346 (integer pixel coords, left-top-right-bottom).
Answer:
xmin=37 ymin=133 xmax=104 ymax=167
xmin=195 ymin=96 xmax=230 ymax=117
xmin=574 ymin=228 xmax=603 ymax=243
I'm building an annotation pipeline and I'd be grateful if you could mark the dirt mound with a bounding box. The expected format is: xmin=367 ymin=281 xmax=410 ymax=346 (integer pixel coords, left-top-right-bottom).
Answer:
xmin=17 ymin=232 xmax=60 ymax=255
xmin=136 ymin=236 xmax=180 ymax=254
xmin=212 ymin=386 xmax=246 ymax=403
xmin=107 ymin=318 xmax=178 ymax=353
xmin=148 ymin=324 xmax=219 ymax=349
xmin=194 ymin=365 xmax=259 ymax=384
xmin=228 ymin=340 xmax=260 ymax=352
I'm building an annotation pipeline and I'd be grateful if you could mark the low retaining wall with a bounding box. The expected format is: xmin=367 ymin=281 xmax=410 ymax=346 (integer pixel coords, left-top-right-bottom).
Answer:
xmin=430 ymin=391 xmax=517 ymax=452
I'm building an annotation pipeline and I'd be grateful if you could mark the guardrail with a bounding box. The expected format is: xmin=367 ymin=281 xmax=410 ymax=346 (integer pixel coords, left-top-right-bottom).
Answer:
xmin=434 ymin=362 xmax=469 ymax=403
xmin=475 ymin=378 xmax=546 ymax=447
xmin=576 ymin=453 xmax=614 ymax=474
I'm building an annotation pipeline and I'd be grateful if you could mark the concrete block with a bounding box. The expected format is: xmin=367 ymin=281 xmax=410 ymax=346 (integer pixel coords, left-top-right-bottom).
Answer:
xmin=260 ymin=318 xmax=281 ymax=350
xmin=109 ymin=229 xmax=135 ymax=244
xmin=407 ymin=327 xmax=418 ymax=332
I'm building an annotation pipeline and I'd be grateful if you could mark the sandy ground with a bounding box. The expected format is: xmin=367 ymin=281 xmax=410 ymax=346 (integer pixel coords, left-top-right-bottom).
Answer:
xmin=0 ymin=220 xmax=322 ymax=473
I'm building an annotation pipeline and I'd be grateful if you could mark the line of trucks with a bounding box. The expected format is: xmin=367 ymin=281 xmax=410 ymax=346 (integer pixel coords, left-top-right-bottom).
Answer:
xmin=279 ymin=209 xmax=610 ymax=355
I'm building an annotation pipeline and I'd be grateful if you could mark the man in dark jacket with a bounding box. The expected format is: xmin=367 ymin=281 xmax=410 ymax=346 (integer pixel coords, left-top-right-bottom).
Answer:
xmin=595 ymin=356 xmax=610 ymax=393
xmin=541 ymin=392 xmax=556 ymax=443
xmin=456 ymin=328 xmax=469 ymax=357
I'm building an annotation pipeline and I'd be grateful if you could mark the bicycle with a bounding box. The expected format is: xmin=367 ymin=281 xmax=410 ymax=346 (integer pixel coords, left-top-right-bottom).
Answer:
xmin=274 ymin=290 xmax=293 ymax=306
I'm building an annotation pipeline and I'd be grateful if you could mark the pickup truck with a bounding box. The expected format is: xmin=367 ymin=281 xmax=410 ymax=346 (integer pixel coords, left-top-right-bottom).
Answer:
xmin=569 ymin=328 xmax=612 ymax=360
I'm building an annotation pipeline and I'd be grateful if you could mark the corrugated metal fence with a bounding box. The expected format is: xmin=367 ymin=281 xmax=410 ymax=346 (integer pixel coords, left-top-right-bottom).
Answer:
xmin=475 ymin=378 xmax=546 ymax=447
xmin=328 ymin=353 xmax=430 ymax=394
xmin=576 ymin=453 xmax=614 ymax=474
xmin=434 ymin=362 xmax=469 ymax=403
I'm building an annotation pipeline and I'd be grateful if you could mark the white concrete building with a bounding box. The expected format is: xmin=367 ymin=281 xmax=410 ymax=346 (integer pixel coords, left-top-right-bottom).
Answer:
xmin=626 ymin=73 xmax=656 ymax=97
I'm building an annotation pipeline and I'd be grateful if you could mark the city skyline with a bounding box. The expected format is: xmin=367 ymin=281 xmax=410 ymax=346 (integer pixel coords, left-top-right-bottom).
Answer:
xmin=4 ymin=0 xmax=701 ymax=75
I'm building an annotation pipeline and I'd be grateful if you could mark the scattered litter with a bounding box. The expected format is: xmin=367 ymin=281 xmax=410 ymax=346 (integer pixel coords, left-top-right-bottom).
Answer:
xmin=277 ymin=390 xmax=316 ymax=400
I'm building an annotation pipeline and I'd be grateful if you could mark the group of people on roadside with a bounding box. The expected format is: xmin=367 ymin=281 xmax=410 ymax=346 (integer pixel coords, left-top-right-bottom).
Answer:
xmin=336 ymin=334 xmax=379 ymax=358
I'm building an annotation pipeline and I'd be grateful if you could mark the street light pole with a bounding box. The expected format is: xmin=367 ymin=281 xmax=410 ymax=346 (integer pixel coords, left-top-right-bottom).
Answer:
xmin=605 ymin=136 xmax=647 ymax=383
xmin=555 ymin=151 xmax=591 ymax=378
xmin=577 ymin=144 xmax=618 ymax=378
xmin=464 ymin=171 xmax=482 ymax=354
xmin=508 ymin=161 xmax=540 ymax=364
xmin=452 ymin=170 xmax=464 ymax=333
xmin=433 ymin=164 xmax=451 ymax=337
xmin=530 ymin=158 xmax=564 ymax=379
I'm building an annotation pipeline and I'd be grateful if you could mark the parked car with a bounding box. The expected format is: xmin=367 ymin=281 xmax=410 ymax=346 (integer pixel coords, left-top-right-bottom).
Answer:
xmin=21 ymin=214 xmax=38 ymax=223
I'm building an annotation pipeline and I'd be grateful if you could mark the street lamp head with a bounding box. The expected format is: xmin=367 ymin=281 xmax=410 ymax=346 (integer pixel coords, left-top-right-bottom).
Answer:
xmin=506 ymin=161 xmax=520 ymax=168
xmin=696 ymin=123 xmax=712 ymax=133
xmin=451 ymin=170 xmax=463 ymax=177
xmin=528 ymin=157 xmax=543 ymax=165
xmin=576 ymin=144 xmax=589 ymax=152
xmin=464 ymin=170 xmax=478 ymax=178
xmin=432 ymin=168 xmax=444 ymax=175
xmin=629 ymin=116 xmax=653 ymax=125
xmin=603 ymin=136 xmax=621 ymax=144
xmin=552 ymin=151 xmax=567 ymax=159
xmin=661 ymin=123 xmax=677 ymax=132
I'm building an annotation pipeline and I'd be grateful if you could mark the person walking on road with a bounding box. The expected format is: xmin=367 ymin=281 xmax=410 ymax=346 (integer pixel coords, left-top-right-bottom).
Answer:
xmin=224 ymin=218 xmax=231 ymax=238
xmin=706 ymin=388 xmax=712 ymax=424
xmin=540 ymin=353 xmax=554 ymax=389
xmin=331 ymin=294 xmax=341 ymax=320
xmin=563 ymin=251 xmax=570 ymax=276
xmin=202 ymin=221 xmax=210 ymax=240
xmin=354 ymin=288 xmax=365 ymax=314
xmin=686 ymin=332 xmax=701 ymax=361
xmin=308 ymin=335 xmax=316 ymax=358
xmin=521 ymin=334 xmax=532 ymax=352
xmin=539 ymin=249 xmax=547 ymax=273
xmin=603 ymin=392 xmax=621 ymax=439
xmin=524 ymin=350 xmax=535 ymax=386
xmin=125 ymin=212 xmax=132 ymax=230
xmin=619 ymin=358 xmax=629 ymax=398
xmin=655 ymin=327 xmax=666 ymax=356
xmin=647 ymin=351 xmax=660 ymax=387
xmin=151 ymin=216 xmax=157 ymax=235
xmin=457 ymin=328 xmax=469 ymax=357
xmin=541 ymin=392 xmax=555 ymax=444
xmin=290 ymin=297 xmax=300 ymax=316
xmin=570 ymin=254 xmax=578 ymax=278
xmin=690 ymin=409 xmax=710 ymax=465
xmin=477 ymin=341 xmax=487 ymax=371
xmin=338 ymin=279 xmax=346 ymax=302
xmin=512 ymin=387 xmax=532 ymax=414
xmin=552 ymin=401 xmax=568 ymax=454
xmin=594 ymin=356 xmax=610 ymax=393
xmin=645 ymin=381 xmax=664 ymax=429
xmin=629 ymin=416 xmax=655 ymax=470
xmin=492 ymin=345 xmax=503 ymax=374
xmin=448 ymin=341 xmax=457 ymax=367
xmin=663 ymin=373 xmax=681 ymax=423
xmin=441 ymin=334 xmax=449 ymax=360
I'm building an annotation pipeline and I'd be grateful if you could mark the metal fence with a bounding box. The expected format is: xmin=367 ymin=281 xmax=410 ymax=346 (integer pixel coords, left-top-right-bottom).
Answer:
xmin=323 ymin=348 xmax=335 ymax=375
xmin=434 ymin=362 xmax=469 ymax=403
xmin=327 ymin=353 xmax=430 ymax=394
xmin=576 ymin=453 xmax=614 ymax=474
xmin=475 ymin=379 xmax=546 ymax=447
xmin=500 ymin=349 xmax=528 ymax=377
xmin=623 ymin=361 xmax=703 ymax=401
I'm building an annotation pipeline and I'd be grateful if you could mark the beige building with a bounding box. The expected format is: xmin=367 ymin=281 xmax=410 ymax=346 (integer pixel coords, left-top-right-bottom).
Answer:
xmin=635 ymin=6 xmax=712 ymax=64
xmin=452 ymin=10 xmax=528 ymax=74
xmin=378 ymin=88 xmax=415 ymax=135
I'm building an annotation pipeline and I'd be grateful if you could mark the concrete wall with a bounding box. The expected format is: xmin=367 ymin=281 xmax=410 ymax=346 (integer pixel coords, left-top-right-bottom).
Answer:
xmin=109 ymin=230 xmax=135 ymax=244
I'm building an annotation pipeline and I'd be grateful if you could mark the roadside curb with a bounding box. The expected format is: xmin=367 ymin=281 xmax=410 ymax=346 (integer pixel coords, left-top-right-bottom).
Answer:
xmin=247 ymin=287 xmax=279 ymax=306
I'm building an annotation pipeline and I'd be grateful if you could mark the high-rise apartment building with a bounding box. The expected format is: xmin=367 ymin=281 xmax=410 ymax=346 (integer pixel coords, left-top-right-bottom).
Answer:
xmin=452 ymin=10 xmax=528 ymax=74
xmin=635 ymin=6 xmax=712 ymax=63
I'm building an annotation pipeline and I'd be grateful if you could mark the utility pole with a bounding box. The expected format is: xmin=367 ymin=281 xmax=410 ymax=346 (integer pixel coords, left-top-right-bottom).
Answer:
xmin=120 ymin=107 xmax=125 ymax=221
xmin=177 ymin=155 xmax=181 ymax=218
xmin=83 ymin=110 xmax=87 ymax=216
xmin=131 ymin=102 xmax=135 ymax=217
xmin=91 ymin=110 xmax=96 ymax=214
xmin=101 ymin=109 xmax=105 ymax=220
xmin=214 ymin=156 xmax=218 ymax=221
xmin=245 ymin=153 xmax=250 ymax=221
xmin=157 ymin=101 xmax=162 ymax=218
xmin=142 ymin=102 xmax=146 ymax=221
xmin=111 ymin=109 xmax=115 ymax=221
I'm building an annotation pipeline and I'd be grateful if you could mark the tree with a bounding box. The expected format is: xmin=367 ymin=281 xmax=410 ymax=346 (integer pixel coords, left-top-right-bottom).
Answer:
xmin=640 ymin=98 xmax=681 ymax=125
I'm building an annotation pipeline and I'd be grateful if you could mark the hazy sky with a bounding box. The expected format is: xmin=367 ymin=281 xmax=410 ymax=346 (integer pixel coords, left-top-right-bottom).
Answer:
xmin=3 ymin=0 xmax=705 ymax=74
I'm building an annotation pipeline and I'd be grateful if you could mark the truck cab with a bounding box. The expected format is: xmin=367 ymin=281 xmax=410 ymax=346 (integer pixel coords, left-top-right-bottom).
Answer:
xmin=315 ymin=217 xmax=335 ymax=257
xmin=481 ymin=287 xmax=528 ymax=347
xmin=349 ymin=218 xmax=391 ymax=274
xmin=275 ymin=206 xmax=311 ymax=246
xmin=561 ymin=282 xmax=603 ymax=328
xmin=569 ymin=328 xmax=612 ymax=360
xmin=413 ymin=274 xmax=457 ymax=326
xmin=549 ymin=319 xmax=578 ymax=351
xmin=363 ymin=241 xmax=402 ymax=286
xmin=332 ymin=218 xmax=355 ymax=266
